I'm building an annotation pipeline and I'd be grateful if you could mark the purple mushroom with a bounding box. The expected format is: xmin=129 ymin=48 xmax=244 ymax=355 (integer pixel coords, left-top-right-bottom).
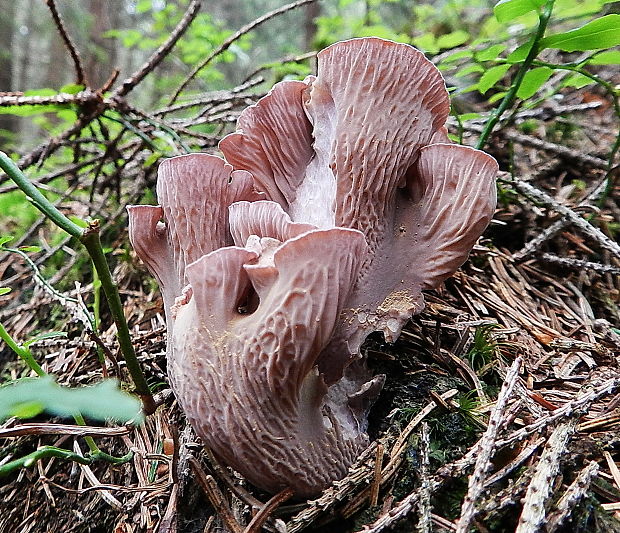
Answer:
xmin=128 ymin=37 xmax=498 ymax=497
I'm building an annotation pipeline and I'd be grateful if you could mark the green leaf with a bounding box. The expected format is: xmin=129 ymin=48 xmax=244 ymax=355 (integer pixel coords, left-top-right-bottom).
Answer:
xmin=462 ymin=83 xmax=481 ymax=93
xmin=56 ymin=109 xmax=78 ymax=123
xmin=561 ymin=73 xmax=594 ymax=89
xmin=0 ymin=104 xmax=66 ymax=117
xmin=0 ymin=88 xmax=65 ymax=117
xmin=507 ymin=40 xmax=535 ymax=63
xmin=19 ymin=245 xmax=42 ymax=253
xmin=476 ymin=44 xmax=507 ymax=62
xmin=136 ymin=0 xmax=153 ymax=13
xmin=454 ymin=64 xmax=485 ymax=78
xmin=437 ymin=30 xmax=469 ymax=49
xmin=0 ymin=288 xmax=11 ymax=296
xmin=11 ymin=400 xmax=45 ymax=419
xmin=23 ymin=88 xmax=57 ymax=97
xmin=541 ymin=15 xmax=620 ymax=52
xmin=458 ymin=113 xmax=483 ymax=121
xmin=143 ymin=152 xmax=163 ymax=168
xmin=0 ymin=236 xmax=13 ymax=247
xmin=59 ymin=84 xmax=85 ymax=95
xmin=494 ymin=0 xmax=545 ymax=23
xmin=68 ymin=215 xmax=88 ymax=228
xmin=489 ymin=90 xmax=508 ymax=103
xmin=588 ymin=50 xmax=620 ymax=65
xmin=478 ymin=64 xmax=512 ymax=94
xmin=0 ymin=376 xmax=144 ymax=424
xmin=412 ymin=33 xmax=438 ymax=54
xmin=23 ymin=331 xmax=67 ymax=348
xmin=517 ymin=67 xmax=553 ymax=99
xmin=440 ymin=50 xmax=473 ymax=64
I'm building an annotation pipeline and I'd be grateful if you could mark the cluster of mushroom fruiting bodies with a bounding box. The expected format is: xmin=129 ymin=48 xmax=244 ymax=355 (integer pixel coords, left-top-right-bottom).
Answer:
xmin=128 ymin=37 xmax=498 ymax=498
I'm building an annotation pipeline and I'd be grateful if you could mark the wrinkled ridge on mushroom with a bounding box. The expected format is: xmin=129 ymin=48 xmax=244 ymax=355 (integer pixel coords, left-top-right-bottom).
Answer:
xmin=127 ymin=205 xmax=169 ymax=291
xmin=405 ymin=143 xmax=499 ymax=288
xmin=298 ymin=37 xmax=451 ymax=242
xmin=128 ymin=153 xmax=262 ymax=323
xmin=228 ymin=200 xmax=315 ymax=246
xmin=169 ymin=226 xmax=370 ymax=496
xmin=219 ymin=80 xmax=314 ymax=210
xmin=323 ymin=142 xmax=499 ymax=368
xmin=156 ymin=154 xmax=262 ymax=288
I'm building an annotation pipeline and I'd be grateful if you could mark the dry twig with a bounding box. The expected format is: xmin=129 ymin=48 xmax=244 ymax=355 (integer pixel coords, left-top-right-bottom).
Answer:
xmin=112 ymin=0 xmax=202 ymax=99
xmin=45 ymin=0 xmax=86 ymax=85
xmin=547 ymin=461 xmax=600 ymax=532
xmin=506 ymin=174 xmax=620 ymax=259
xmin=516 ymin=421 xmax=576 ymax=533
xmin=169 ymin=0 xmax=317 ymax=104
xmin=189 ymin=456 xmax=244 ymax=533
xmin=455 ymin=357 xmax=522 ymax=533
xmin=416 ymin=422 xmax=432 ymax=533
xmin=0 ymin=423 xmax=130 ymax=439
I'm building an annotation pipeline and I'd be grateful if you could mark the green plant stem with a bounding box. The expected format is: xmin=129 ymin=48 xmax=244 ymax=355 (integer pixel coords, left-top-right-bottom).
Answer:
xmin=451 ymin=104 xmax=465 ymax=145
xmin=2 ymin=245 xmax=94 ymax=326
xmin=92 ymin=267 xmax=105 ymax=367
xmin=0 ymin=445 xmax=133 ymax=478
xmin=0 ymin=446 xmax=91 ymax=476
xmin=81 ymin=228 xmax=155 ymax=415
xmin=0 ymin=323 xmax=45 ymax=377
xmin=73 ymin=412 xmax=99 ymax=455
xmin=530 ymin=59 xmax=620 ymax=207
xmin=0 ymin=151 xmax=155 ymax=415
xmin=476 ymin=0 xmax=556 ymax=150
xmin=2 ymin=244 xmax=107 ymax=368
xmin=0 ymin=153 xmax=83 ymax=237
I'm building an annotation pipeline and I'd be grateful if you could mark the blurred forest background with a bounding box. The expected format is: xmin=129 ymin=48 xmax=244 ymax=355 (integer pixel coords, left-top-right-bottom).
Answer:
xmin=0 ymin=0 xmax=497 ymax=152
xmin=0 ymin=0 xmax=324 ymax=149
xmin=0 ymin=0 xmax=409 ymax=148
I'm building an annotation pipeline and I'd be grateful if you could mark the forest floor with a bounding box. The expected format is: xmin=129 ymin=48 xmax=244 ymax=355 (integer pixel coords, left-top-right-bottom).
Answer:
xmin=0 ymin=64 xmax=620 ymax=533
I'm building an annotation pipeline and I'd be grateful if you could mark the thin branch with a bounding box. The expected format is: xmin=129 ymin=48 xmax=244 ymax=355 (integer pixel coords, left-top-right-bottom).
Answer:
xmin=0 ymin=423 xmax=130 ymax=439
xmin=0 ymin=90 xmax=98 ymax=107
xmin=286 ymin=442 xmax=380 ymax=533
xmin=242 ymin=50 xmax=317 ymax=85
xmin=538 ymin=253 xmax=620 ymax=275
xmin=512 ymin=174 xmax=613 ymax=261
xmin=112 ymin=0 xmax=202 ymax=99
xmin=482 ymin=437 xmax=545 ymax=488
xmin=15 ymin=113 xmax=98 ymax=173
xmin=45 ymin=0 xmax=86 ymax=85
xmin=168 ymin=0 xmax=316 ymax=104
xmin=506 ymin=174 xmax=620 ymax=259
xmin=546 ymin=461 xmax=599 ymax=532
xmin=466 ymin=122 xmax=608 ymax=170
xmin=495 ymin=378 xmax=619 ymax=449
xmin=416 ymin=423 xmax=432 ymax=533
xmin=189 ymin=456 xmax=244 ymax=533
xmin=153 ymin=89 xmax=261 ymax=117
xmin=0 ymin=152 xmax=82 ymax=236
xmin=243 ymin=488 xmax=293 ymax=533
xmin=0 ymin=152 xmax=155 ymax=414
